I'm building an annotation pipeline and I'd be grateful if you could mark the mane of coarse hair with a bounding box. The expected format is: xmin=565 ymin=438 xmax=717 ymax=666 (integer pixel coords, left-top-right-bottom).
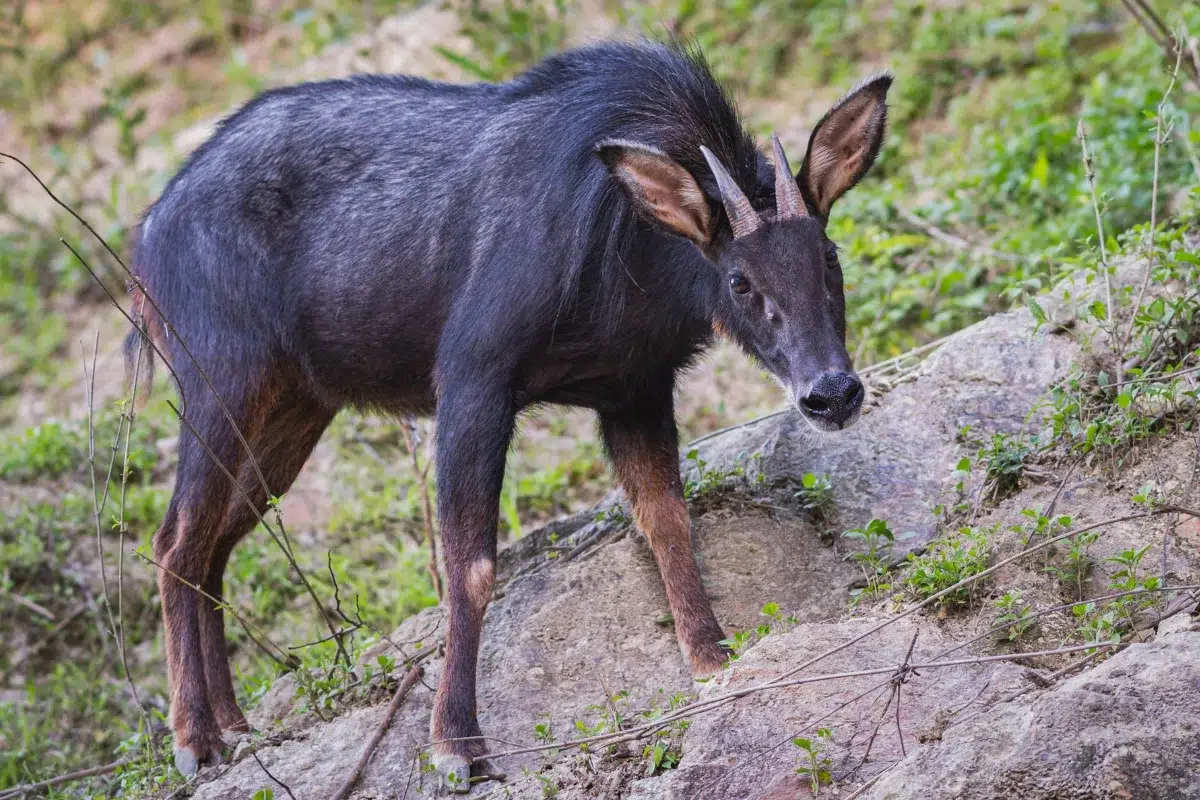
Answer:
xmin=501 ymin=38 xmax=766 ymax=328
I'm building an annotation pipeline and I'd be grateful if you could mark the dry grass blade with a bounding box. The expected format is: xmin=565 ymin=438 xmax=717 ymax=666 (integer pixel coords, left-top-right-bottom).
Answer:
xmin=1076 ymin=119 xmax=1115 ymax=358
xmin=1120 ymin=30 xmax=1183 ymax=358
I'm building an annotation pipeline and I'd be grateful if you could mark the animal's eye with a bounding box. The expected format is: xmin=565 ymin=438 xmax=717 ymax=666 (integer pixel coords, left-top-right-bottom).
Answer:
xmin=824 ymin=241 xmax=840 ymax=268
xmin=729 ymin=274 xmax=751 ymax=295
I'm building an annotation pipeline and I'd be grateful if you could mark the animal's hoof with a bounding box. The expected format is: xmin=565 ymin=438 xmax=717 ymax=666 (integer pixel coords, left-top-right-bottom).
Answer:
xmin=174 ymin=747 xmax=198 ymax=777
xmin=434 ymin=753 xmax=473 ymax=794
xmin=471 ymin=758 xmax=507 ymax=784
xmin=433 ymin=753 xmax=506 ymax=794
xmin=174 ymin=742 xmax=223 ymax=776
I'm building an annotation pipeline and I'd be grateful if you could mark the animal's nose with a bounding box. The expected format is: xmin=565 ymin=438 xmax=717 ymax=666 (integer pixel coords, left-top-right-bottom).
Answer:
xmin=800 ymin=371 xmax=864 ymax=428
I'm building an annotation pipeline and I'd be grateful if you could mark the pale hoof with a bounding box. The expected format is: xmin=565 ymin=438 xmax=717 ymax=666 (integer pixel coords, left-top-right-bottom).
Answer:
xmin=433 ymin=753 xmax=506 ymax=794
xmin=174 ymin=743 xmax=223 ymax=776
xmin=174 ymin=746 xmax=199 ymax=776
xmin=434 ymin=752 xmax=473 ymax=794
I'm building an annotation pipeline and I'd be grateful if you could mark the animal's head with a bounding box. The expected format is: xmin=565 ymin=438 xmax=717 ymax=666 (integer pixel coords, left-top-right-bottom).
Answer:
xmin=599 ymin=75 xmax=891 ymax=432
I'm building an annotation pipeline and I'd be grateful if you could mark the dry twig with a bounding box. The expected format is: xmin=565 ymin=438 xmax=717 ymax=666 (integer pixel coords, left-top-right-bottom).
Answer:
xmin=330 ymin=663 xmax=425 ymax=800
xmin=0 ymin=757 xmax=134 ymax=800
xmin=1120 ymin=33 xmax=1183 ymax=358
xmin=401 ymin=420 xmax=444 ymax=601
xmin=252 ymin=752 xmax=298 ymax=800
xmin=1076 ymin=119 xmax=1115 ymax=361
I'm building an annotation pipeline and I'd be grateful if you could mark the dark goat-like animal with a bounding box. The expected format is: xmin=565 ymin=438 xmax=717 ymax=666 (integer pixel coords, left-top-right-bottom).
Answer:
xmin=130 ymin=40 xmax=890 ymax=790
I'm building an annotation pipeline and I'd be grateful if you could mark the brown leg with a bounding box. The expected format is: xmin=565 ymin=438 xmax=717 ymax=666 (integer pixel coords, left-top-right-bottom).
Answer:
xmin=199 ymin=400 xmax=333 ymax=732
xmin=601 ymin=400 xmax=730 ymax=677
xmin=156 ymin=380 xmax=258 ymax=774
xmin=429 ymin=381 xmax=513 ymax=793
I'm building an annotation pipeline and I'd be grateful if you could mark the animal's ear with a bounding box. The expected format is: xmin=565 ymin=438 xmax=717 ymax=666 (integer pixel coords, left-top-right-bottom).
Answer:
xmin=596 ymin=139 xmax=715 ymax=245
xmin=799 ymin=73 xmax=892 ymax=218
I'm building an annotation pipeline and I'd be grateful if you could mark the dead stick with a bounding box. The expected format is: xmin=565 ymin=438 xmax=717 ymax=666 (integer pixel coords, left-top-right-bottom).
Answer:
xmin=330 ymin=665 xmax=424 ymax=800
xmin=0 ymin=757 xmax=133 ymax=800
xmin=252 ymin=752 xmax=298 ymax=800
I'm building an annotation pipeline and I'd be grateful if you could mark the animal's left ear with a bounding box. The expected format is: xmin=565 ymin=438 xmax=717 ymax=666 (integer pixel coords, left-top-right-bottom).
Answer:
xmin=596 ymin=139 xmax=714 ymax=245
xmin=799 ymin=73 xmax=892 ymax=218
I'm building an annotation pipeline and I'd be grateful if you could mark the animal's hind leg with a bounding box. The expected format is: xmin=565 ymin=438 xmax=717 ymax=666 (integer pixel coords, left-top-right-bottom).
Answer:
xmin=199 ymin=399 xmax=333 ymax=733
xmin=156 ymin=377 xmax=262 ymax=775
xmin=430 ymin=376 xmax=514 ymax=793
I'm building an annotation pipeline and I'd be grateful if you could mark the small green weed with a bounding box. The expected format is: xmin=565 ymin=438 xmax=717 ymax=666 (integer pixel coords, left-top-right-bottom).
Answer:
xmin=792 ymin=727 xmax=834 ymax=795
xmin=903 ymin=526 xmax=991 ymax=608
xmin=843 ymin=518 xmax=895 ymax=606
xmin=992 ymin=591 xmax=1036 ymax=643
xmin=976 ymin=433 xmax=1034 ymax=502
xmin=1044 ymin=528 xmax=1098 ymax=602
xmin=1073 ymin=602 xmax=1120 ymax=653
xmin=682 ymin=448 xmax=745 ymax=502
xmin=1015 ymin=508 xmax=1074 ymax=549
xmin=1105 ymin=544 xmax=1160 ymax=631
xmin=795 ymin=471 xmax=835 ymax=520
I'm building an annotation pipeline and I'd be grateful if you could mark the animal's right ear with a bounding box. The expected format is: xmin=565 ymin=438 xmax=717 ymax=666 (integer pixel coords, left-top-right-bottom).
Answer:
xmin=596 ymin=139 xmax=715 ymax=245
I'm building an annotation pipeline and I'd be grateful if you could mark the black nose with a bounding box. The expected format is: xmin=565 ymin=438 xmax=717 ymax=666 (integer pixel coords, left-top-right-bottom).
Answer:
xmin=801 ymin=371 xmax=864 ymax=428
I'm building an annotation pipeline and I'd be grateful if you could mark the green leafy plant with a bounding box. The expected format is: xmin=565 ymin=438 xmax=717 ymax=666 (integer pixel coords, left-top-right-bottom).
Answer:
xmin=843 ymin=518 xmax=896 ymax=605
xmin=1073 ymin=601 xmax=1120 ymax=653
xmin=903 ymin=526 xmax=991 ymax=608
xmin=1045 ymin=528 xmax=1098 ymax=601
xmin=793 ymin=727 xmax=834 ymax=795
xmin=682 ymin=448 xmax=745 ymax=501
xmin=1105 ymin=544 xmax=1160 ymax=631
xmin=992 ymin=590 xmax=1036 ymax=642
xmin=795 ymin=471 xmax=835 ymax=519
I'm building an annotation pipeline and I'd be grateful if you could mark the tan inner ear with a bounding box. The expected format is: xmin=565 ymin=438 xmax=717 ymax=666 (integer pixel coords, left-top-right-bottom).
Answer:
xmin=616 ymin=151 xmax=713 ymax=243
xmin=808 ymin=94 xmax=880 ymax=216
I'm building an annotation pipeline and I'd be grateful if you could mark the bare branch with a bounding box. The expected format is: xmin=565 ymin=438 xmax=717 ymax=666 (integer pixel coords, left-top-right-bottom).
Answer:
xmin=0 ymin=757 xmax=134 ymax=800
xmin=330 ymin=664 xmax=425 ymax=800
xmin=252 ymin=752 xmax=298 ymax=800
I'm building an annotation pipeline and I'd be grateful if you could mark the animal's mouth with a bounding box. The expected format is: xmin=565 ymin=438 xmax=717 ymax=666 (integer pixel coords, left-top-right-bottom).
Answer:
xmin=796 ymin=402 xmax=862 ymax=432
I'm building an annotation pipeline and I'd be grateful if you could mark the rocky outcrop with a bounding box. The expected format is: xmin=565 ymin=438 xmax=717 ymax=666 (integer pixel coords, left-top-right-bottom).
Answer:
xmin=864 ymin=629 xmax=1200 ymax=800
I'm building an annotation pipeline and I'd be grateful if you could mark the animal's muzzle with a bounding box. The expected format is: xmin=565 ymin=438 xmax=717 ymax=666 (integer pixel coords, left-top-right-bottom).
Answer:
xmin=799 ymin=371 xmax=864 ymax=430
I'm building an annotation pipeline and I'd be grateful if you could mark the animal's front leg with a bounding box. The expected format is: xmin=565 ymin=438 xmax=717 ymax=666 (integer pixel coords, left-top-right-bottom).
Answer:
xmin=601 ymin=397 xmax=730 ymax=678
xmin=430 ymin=379 xmax=513 ymax=793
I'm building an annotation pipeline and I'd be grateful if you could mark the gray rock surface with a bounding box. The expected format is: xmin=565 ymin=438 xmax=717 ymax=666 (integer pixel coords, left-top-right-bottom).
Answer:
xmin=865 ymin=632 xmax=1200 ymax=800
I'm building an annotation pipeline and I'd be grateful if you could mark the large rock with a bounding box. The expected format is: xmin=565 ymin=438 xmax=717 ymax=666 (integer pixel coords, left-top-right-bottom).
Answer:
xmin=655 ymin=618 xmax=1029 ymax=799
xmin=192 ymin=303 xmax=1075 ymax=799
xmin=864 ymin=631 xmax=1200 ymax=800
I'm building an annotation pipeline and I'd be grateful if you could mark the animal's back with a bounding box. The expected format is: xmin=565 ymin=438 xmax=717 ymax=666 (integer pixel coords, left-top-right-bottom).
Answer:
xmin=132 ymin=40 xmax=762 ymax=410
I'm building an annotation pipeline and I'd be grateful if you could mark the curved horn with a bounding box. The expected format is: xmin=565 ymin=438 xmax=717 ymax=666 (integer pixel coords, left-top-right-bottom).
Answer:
xmin=700 ymin=145 xmax=761 ymax=238
xmin=771 ymin=133 xmax=807 ymax=219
